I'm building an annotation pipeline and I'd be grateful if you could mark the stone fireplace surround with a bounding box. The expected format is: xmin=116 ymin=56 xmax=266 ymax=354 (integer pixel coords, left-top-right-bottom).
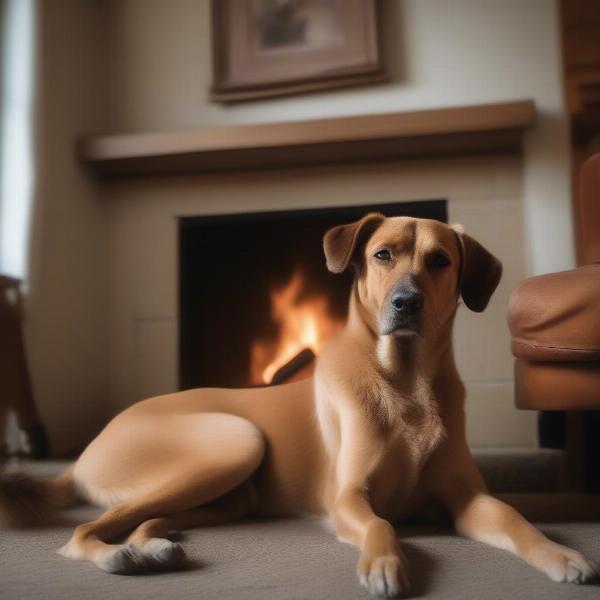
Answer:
xmin=104 ymin=152 xmax=535 ymax=448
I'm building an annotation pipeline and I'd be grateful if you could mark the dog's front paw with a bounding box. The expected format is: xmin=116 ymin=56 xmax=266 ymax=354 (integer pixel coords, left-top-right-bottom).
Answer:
xmin=357 ymin=552 xmax=409 ymax=598
xmin=529 ymin=541 xmax=598 ymax=584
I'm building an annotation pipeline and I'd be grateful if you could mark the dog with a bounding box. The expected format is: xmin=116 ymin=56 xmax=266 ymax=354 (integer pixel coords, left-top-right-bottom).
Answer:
xmin=1 ymin=214 xmax=596 ymax=597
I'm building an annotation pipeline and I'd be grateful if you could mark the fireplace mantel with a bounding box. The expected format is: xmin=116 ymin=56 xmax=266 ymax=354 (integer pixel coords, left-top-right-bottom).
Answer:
xmin=78 ymin=100 xmax=535 ymax=178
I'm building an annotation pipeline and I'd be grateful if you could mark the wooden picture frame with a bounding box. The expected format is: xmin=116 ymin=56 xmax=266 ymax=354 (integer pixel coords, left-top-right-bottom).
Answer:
xmin=210 ymin=0 xmax=386 ymax=103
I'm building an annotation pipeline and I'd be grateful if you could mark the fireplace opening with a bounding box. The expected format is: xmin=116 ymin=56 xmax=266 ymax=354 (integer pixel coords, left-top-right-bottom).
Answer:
xmin=179 ymin=199 xmax=447 ymax=390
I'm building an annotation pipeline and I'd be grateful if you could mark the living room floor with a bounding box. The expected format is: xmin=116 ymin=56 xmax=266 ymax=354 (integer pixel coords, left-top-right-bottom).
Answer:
xmin=2 ymin=461 xmax=599 ymax=600
xmin=3 ymin=505 xmax=599 ymax=600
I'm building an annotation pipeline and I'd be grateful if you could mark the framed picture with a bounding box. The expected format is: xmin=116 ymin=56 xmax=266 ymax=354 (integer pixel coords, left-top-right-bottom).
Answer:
xmin=211 ymin=0 xmax=386 ymax=102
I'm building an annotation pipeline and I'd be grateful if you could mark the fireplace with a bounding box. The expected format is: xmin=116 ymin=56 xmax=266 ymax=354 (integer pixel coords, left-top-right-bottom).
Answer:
xmin=179 ymin=199 xmax=447 ymax=390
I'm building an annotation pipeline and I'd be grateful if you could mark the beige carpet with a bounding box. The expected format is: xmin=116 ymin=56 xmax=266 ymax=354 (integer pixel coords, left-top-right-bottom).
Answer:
xmin=3 ymin=506 xmax=600 ymax=599
xmin=1 ymin=461 xmax=598 ymax=599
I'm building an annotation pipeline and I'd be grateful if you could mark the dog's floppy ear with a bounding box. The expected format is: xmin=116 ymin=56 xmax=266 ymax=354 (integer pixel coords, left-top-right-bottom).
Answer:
xmin=453 ymin=227 xmax=503 ymax=312
xmin=323 ymin=212 xmax=385 ymax=274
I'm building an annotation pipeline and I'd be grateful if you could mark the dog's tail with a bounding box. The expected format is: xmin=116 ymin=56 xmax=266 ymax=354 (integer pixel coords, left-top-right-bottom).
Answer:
xmin=0 ymin=466 xmax=77 ymax=528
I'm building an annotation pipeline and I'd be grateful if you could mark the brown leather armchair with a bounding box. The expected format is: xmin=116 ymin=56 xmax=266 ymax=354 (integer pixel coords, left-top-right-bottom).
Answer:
xmin=507 ymin=153 xmax=600 ymax=490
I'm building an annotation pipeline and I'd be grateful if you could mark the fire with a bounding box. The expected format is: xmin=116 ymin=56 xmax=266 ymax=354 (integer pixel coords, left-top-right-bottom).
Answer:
xmin=250 ymin=270 xmax=344 ymax=385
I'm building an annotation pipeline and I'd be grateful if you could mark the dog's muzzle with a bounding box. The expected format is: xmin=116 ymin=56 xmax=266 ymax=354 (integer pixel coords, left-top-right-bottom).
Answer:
xmin=380 ymin=285 xmax=424 ymax=335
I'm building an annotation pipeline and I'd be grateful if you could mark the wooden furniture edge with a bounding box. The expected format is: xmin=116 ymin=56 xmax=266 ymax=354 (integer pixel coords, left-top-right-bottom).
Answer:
xmin=78 ymin=100 xmax=536 ymax=178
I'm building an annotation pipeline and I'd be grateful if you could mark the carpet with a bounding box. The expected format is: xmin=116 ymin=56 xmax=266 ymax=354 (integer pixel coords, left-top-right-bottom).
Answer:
xmin=1 ymin=460 xmax=598 ymax=599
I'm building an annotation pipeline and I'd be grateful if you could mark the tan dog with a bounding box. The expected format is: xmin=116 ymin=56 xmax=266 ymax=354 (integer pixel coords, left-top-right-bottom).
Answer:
xmin=1 ymin=214 xmax=596 ymax=597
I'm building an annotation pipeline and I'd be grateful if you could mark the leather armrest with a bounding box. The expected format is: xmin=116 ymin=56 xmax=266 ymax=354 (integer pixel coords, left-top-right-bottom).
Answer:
xmin=508 ymin=264 xmax=600 ymax=361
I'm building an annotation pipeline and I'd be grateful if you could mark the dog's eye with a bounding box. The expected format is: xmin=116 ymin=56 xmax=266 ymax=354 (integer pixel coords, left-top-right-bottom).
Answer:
xmin=374 ymin=249 xmax=391 ymax=261
xmin=428 ymin=252 xmax=451 ymax=269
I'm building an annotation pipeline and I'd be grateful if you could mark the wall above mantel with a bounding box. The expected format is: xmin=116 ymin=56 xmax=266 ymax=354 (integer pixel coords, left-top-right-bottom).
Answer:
xmin=78 ymin=100 xmax=536 ymax=179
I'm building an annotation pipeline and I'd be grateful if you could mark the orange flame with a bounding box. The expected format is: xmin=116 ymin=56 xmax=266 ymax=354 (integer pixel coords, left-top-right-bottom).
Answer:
xmin=250 ymin=270 xmax=343 ymax=385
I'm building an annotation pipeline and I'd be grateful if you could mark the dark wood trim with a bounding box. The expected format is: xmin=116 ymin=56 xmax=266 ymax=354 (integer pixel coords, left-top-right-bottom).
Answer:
xmin=78 ymin=100 xmax=536 ymax=179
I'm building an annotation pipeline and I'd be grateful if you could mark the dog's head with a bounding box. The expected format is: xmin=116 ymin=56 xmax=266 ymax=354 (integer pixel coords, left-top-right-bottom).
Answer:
xmin=323 ymin=213 xmax=502 ymax=339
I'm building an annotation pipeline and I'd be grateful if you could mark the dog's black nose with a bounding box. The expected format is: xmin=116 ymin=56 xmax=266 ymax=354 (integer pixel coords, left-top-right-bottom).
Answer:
xmin=391 ymin=288 xmax=424 ymax=314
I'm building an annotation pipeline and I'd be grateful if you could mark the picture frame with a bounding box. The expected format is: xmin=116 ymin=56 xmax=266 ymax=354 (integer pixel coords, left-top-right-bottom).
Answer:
xmin=210 ymin=0 xmax=386 ymax=103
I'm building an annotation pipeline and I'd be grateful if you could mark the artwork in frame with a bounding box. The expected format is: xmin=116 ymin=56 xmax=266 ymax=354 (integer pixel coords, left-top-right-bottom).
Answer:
xmin=211 ymin=0 xmax=386 ymax=102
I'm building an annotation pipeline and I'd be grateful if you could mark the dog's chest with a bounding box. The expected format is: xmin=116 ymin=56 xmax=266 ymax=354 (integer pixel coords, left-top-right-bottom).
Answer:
xmin=368 ymin=394 xmax=445 ymax=520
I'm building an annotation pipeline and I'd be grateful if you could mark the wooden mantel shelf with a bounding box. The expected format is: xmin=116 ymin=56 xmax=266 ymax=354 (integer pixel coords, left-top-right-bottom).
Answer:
xmin=78 ymin=100 xmax=535 ymax=178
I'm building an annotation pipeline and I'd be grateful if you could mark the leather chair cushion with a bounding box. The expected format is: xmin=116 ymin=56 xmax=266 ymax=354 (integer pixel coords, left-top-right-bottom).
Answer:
xmin=508 ymin=264 xmax=600 ymax=361
xmin=514 ymin=359 xmax=600 ymax=410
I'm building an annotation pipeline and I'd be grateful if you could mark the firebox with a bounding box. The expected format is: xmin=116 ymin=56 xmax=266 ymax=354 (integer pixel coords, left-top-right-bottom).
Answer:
xmin=179 ymin=199 xmax=446 ymax=390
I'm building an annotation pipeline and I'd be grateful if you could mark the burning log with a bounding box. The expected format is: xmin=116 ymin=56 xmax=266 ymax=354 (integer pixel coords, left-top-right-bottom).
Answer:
xmin=250 ymin=269 xmax=344 ymax=385
xmin=269 ymin=348 xmax=315 ymax=386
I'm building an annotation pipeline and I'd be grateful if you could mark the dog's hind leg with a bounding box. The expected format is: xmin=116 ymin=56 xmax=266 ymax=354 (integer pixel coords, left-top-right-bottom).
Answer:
xmin=126 ymin=480 xmax=257 ymax=570
xmin=60 ymin=415 xmax=264 ymax=574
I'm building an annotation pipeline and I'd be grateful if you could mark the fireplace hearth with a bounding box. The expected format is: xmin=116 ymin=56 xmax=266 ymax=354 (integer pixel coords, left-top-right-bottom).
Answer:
xmin=179 ymin=199 xmax=446 ymax=390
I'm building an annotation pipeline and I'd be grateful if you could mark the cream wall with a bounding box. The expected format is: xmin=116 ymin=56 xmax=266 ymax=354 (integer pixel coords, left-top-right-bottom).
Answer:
xmin=24 ymin=0 xmax=110 ymax=455
xmin=98 ymin=0 xmax=569 ymax=448
xmin=26 ymin=0 xmax=572 ymax=453
xmin=107 ymin=0 xmax=573 ymax=276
